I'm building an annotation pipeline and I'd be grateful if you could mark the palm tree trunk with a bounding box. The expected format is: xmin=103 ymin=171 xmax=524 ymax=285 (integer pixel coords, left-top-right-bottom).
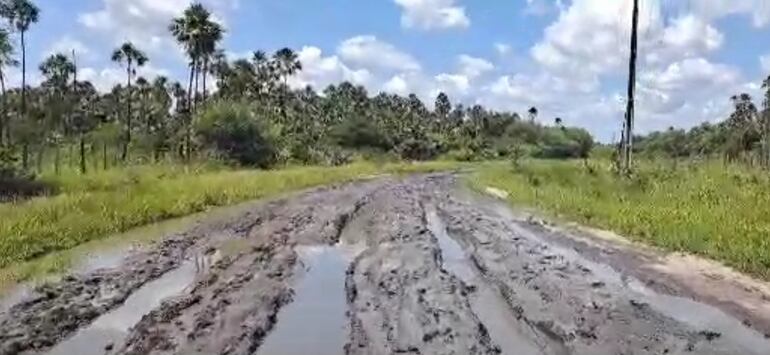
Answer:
xmin=185 ymin=61 xmax=195 ymax=162
xmin=194 ymin=61 xmax=201 ymax=107
xmin=122 ymin=62 xmax=133 ymax=162
xmin=36 ymin=146 xmax=43 ymax=173
xmin=54 ymin=145 xmax=60 ymax=175
xmin=79 ymin=135 xmax=86 ymax=174
xmin=22 ymin=143 xmax=28 ymax=169
xmin=0 ymin=69 xmax=6 ymax=146
xmin=202 ymin=58 xmax=208 ymax=102
xmin=20 ymin=30 xmax=26 ymax=119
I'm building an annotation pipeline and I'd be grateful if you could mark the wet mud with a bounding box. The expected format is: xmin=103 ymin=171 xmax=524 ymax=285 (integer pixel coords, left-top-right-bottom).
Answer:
xmin=1 ymin=174 xmax=769 ymax=355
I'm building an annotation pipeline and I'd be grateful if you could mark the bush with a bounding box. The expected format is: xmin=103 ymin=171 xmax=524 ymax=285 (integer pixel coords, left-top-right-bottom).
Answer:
xmin=329 ymin=117 xmax=393 ymax=151
xmin=0 ymin=148 xmax=54 ymax=202
xmin=195 ymin=101 xmax=277 ymax=168
xmin=396 ymin=138 xmax=439 ymax=161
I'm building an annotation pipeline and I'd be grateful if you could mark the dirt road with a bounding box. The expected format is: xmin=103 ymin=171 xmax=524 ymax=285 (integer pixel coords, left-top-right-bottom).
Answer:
xmin=3 ymin=174 xmax=770 ymax=355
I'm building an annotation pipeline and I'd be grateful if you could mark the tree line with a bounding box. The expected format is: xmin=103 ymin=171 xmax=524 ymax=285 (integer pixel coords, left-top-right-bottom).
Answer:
xmin=0 ymin=0 xmax=594 ymax=182
xmin=635 ymin=77 xmax=770 ymax=166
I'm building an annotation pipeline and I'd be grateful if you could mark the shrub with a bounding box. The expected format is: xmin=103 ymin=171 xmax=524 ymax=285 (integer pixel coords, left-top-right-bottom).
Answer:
xmin=396 ymin=138 xmax=439 ymax=161
xmin=195 ymin=101 xmax=277 ymax=168
xmin=0 ymin=148 xmax=54 ymax=202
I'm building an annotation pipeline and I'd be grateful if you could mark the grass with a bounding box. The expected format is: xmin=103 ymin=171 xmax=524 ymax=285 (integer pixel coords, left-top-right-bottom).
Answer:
xmin=0 ymin=161 xmax=460 ymax=286
xmin=471 ymin=159 xmax=770 ymax=279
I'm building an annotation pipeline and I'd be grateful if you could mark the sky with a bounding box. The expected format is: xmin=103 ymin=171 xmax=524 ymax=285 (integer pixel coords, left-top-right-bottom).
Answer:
xmin=5 ymin=0 xmax=770 ymax=141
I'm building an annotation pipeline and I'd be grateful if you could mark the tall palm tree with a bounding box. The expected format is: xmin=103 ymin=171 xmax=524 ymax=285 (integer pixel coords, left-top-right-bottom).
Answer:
xmin=170 ymin=3 xmax=222 ymax=160
xmin=0 ymin=28 xmax=17 ymax=146
xmin=39 ymin=53 xmax=75 ymax=174
xmin=528 ymin=106 xmax=538 ymax=122
xmin=0 ymin=0 xmax=39 ymax=126
xmin=111 ymin=42 xmax=148 ymax=161
xmin=199 ymin=26 xmax=223 ymax=102
xmin=273 ymin=48 xmax=302 ymax=123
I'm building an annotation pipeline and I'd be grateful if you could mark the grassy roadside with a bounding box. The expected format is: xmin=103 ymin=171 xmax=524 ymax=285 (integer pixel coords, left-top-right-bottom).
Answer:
xmin=0 ymin=161 xmax=460 ymax=285
xmin=470 ymin=160 xmax=770 ymax=279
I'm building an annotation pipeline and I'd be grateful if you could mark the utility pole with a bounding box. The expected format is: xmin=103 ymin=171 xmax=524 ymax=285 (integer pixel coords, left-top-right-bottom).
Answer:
xmin=622 ymin=0 xmax=640 ymax=173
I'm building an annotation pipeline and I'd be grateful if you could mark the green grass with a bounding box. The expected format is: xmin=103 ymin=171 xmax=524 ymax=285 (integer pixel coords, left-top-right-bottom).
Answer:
xmin=0 ymin=161 xmax=460 ymax=285
xmin=471 ymin=159 xmax=770 ymax=279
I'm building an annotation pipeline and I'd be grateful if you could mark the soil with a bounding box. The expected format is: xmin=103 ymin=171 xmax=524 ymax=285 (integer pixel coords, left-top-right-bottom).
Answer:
xmin=2 ymin=174 xmax=770 ymax=355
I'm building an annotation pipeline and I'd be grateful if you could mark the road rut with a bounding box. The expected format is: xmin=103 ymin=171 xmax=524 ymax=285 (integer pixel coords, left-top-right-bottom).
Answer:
xmin=2 ymin=174 xmax=769 ymax=355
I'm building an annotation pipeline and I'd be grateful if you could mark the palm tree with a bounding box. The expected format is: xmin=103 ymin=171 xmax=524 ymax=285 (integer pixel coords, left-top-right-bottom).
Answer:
xmin=39 ymin=53 xmax=75 ymax=174
xmin=111 ymin=42 xmax=148 ymax=161
xmin=199 ymin=26 xmax=223 ymax=102
xmin=0 ymin=0 xmax=39 ymax=126
xmin=170 ymin=3 xmax=222 ymax=160
xmin=0 ymin=28 xmax=17 ymax=146
xmin=528 ymin=106 xmax=538 ymax=122
xmin=273 ymin=48 xmax=302 ymax=123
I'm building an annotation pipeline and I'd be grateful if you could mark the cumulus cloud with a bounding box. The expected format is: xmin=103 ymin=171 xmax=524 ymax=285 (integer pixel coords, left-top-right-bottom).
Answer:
xmin=338 ymin=35 xmax=421 ymax=72
xmin=519 ymin=0 xmax=757 ymax=140
xmin=494 ymin=43 xmax=511 ymax=56
xmin=393 ymin=0 xmax=470 ymax=30
xmin=80 ymin=64 xmax=170 ymax=92
xmin=44 ymin=36 xmax=92 ymax=61
xmin=78 ymin=0 xmax=236 ymax=56
xmin=762 ymin=54 xmax=770 ymax=74
xmin=288 ymin=46 xmax=372 ymax=90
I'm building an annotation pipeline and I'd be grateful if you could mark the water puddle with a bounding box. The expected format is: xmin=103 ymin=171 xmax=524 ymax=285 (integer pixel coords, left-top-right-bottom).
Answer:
xmin=426 ymin=206 xmax=546 ymax=355
xmin=45 ymin=260 xmax=198 ymax=355
xmin=493 ymin=205 xmax=770 ymax=353
xmin=255 ymin=245 xmax=354 ymax=355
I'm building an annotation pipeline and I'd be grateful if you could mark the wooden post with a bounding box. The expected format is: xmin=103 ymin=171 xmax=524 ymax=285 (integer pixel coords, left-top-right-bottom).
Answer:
xmin=622 ymin=0 xmax=640 ymax=173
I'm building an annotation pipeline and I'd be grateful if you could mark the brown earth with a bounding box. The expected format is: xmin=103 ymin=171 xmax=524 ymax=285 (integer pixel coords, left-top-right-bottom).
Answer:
xmin=2 ymin=174 xmax=770 ymax=355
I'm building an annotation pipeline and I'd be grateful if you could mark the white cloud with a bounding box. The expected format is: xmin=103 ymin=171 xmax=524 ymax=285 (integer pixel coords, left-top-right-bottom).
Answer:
xmin=80 ymin=64 xmax=170 ymax=92
xmin=393 ymin=0 xmax=470 ymax=30
xmin=78 ymin=0 xmax=236 ymax=56
xmin=44 ymin=36 xmax=92 ymax=61
xmin=494 ymin=43 xmax=511 ymax=56
xmin=288 ymin=46 xmax=372 ymax=90
xmin=686 ymin=0 xmax=770 ymax=28
xmin=383 ymin=75 xmax=410 ymax=96
xmin=338 ymin=35 xmax=421 ymax=72
xmin=761 ymin=54 xmax=770 ymax=74
xmin=457 ymin=54 xmax=493 ymax=79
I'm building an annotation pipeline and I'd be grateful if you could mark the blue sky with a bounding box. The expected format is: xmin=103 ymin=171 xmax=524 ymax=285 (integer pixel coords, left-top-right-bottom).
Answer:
xmin=7 ymin=0 xmax=770 ymax=141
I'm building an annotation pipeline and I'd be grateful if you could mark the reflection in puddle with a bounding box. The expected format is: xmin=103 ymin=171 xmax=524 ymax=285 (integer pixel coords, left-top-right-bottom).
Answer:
xmin=256 ymin=245 xmax=352 ymax=355
xmin=45 ymin=261 xmax=198 ymax=355
xmin=426 ymin=206 xmax=546 ymax=355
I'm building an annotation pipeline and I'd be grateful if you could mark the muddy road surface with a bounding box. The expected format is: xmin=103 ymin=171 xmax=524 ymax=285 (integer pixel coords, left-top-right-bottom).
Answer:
xmin=3 ymin=174 xmax=770 ymax=355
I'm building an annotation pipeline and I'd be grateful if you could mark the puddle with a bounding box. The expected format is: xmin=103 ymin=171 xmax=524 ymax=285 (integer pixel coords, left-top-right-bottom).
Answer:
xmin=44 ymin=260 xmax=198 ymax=355
xmin=490 ymin=204 xmax=770 ymax=353
xmin=256 ymin=245 xmax=353 ymax=355
xmin=426 ymin=206 xmax=546 ymax=355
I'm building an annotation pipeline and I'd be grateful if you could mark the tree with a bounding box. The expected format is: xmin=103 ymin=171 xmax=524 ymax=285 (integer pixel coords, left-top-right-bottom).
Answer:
xmin=273 ymin=48 xmax=302 ymax=124
xmin=0 ymin=28 xmax=17 ymax=146
xmin=528 ymin=106 xmax=538 ymax=122
xmin=0 ymin=0 xmax=39 ymax=129
xmin=434 ymin=92 xmax=451 ymax=134
xmin=111 ymin=42 xmax=148 ymax=161
xmin=39 ymin=53 xmax=75 ymax=174
xmin=170 ymin=3 xmax=222 ymax=160
xmin=554 ymin=117 xmax=563 ymax=127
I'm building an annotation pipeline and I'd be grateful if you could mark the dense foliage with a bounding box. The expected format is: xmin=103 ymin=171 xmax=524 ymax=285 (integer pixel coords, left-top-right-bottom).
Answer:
xmin=635 ymin=86 xmax=770 ymax=166
xmin=475 ymin=160 xmax=770 ymax=279
xmin=0 ymin=0 xmax=594 ymax=183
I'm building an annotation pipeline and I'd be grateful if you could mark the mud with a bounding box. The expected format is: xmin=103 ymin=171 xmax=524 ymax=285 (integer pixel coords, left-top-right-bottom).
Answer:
xmin=1 ymin=174 xmax=769 ymax=355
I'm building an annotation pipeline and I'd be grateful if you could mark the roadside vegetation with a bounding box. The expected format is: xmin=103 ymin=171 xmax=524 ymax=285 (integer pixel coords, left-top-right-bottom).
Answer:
xmin=0 ymin=161 xmax=460 ymax=284
xmin=474 ymin=159 xmax=770 ymax=279
xmin=1 ymin=0 xmax=770 ymax=286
